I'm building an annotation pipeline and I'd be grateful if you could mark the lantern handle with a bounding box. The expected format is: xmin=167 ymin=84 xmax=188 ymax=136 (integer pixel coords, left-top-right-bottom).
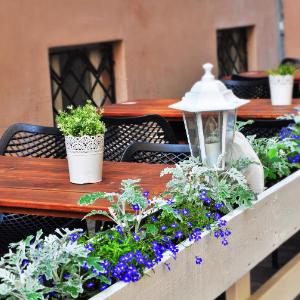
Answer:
xmin=202 ymin=63 xmax=215 ymax=81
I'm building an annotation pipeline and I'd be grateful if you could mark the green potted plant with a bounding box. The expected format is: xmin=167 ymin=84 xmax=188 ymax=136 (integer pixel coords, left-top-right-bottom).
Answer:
xmin=268 ymin=64 xmax=296 ymax=105
xmin=56 ymin=100 xmax=106 ymax=184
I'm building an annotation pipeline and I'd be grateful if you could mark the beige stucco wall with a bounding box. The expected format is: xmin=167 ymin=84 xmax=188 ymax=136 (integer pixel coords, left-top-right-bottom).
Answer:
xmin=283 ymin=0 xmax=300 ymax=57
xmin=0 ymin=0 xmax=279 ymax=134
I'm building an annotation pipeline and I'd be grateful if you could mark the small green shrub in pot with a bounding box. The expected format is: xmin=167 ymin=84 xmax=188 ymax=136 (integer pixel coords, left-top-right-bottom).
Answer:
xmin=268 ymin=64 xmax=296 ymax=106
xmin=56 ymin=100 xmax=106 ymax=184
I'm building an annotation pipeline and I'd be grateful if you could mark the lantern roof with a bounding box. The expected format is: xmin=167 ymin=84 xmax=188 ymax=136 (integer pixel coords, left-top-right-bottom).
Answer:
xmin=169 ymin=63 xmax=249 ymax=112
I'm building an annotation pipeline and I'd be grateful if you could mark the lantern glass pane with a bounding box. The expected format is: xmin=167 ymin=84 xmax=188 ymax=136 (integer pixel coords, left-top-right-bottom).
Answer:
xmin=183 ymin=112 xmax=201 ymax=158
xmin=225 ymin=109 xmax=236 ymax=161
xmin=202 ymin=112 xmax=222 ymax=167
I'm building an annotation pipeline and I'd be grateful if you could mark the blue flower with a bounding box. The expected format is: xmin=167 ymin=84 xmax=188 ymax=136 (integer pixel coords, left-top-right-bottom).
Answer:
xmin=187 ymin=221 xmax=193 ymax=228
xmin=100 ymin=284 xmax=109 ymax=291
xmin=181 ymin=208 xmax=189 ymax=216
xmin=21 ymin=259 xmax=30 ymax=267
xmin=132 ymin=204 xmax=140 ymax=211
xmin=175 ymin=231 xmax=184 ymax=239
xmin=101 ymin=260 xmax=110 ymax=268
xmin=218 ymin=219 xmax=227 ymax=227
xmin=160 ymin=225 xmax=167 ymax=231
xmin=214 ymin=231 xmax=220 ymax=238
xmin=143 ymin=191 xmax=149 ymax=197
xmin=151 ymin=216 xmax=158 ymax=222
xmin=68 ymin=233 xmax=80 ymax=242
xmin=81 ymin=261 xmax=89 ymax=271
xmin=170 ymin=222 xmax=178 ymax=228
xmin=214 ymin=213 xmax=221 ymax=220
xmin=132 ymin=233 xmax=140 ymax=241
xmin=195 ymin=256 xmax=203 ymax=265
xmin=225 ymin=229 xmax=231 ymax=236
xmin=215 ymin=202 xmax=224 ymax=210
xmin=205 ymin=212 xmax=212 ymax=218
xmin=63 ymin=273 xmax=71 ymax=280
xmin=222 ymin=238 xmax=229 ymax=246
xmin=86 ymin=281 xmax=95 ymax=288
xmin=116 ymin=226 xmax=124 ymax=235
xmin=167 ymin=198 xmax=175 ymax=205
xmin=85 ymin=244 xmax=94 ymax=251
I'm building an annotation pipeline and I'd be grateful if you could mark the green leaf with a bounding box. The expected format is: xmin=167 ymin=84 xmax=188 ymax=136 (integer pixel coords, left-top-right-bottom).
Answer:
xmin=25 ymin=292 xmax=44 ymax=300
xmin=267 ymin=148 xmax=277 ymax=160
xmin=78 ymin=192 xmax=107 ymax=206
xmin=86 ymin=257 xmax=105 ymax=272
xmin=143 ymin=224 xmax=158 ymax=235
xmin=62 ymin=286 xmax=81 ymax=298
xmin=82 ymin=210 xmax=111 ymax=221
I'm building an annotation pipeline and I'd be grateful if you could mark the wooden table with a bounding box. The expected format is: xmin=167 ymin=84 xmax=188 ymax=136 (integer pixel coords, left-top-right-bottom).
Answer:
xmin=104 ymin=98 xmax=300 ymax=120
xmin=238 ymin=69 xmax=300 ymax=81
xmin=0 ymin=156 xmax=170 ymax=219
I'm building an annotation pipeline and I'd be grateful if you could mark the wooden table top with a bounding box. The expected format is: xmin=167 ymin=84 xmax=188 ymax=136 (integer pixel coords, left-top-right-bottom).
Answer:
xmin=0 ymin=156 xmax=170 ymax=219
xmin=238 ymin=70 xmax=300 ymax=81
xmin=103 ymin=98 xmax=300 ymax=120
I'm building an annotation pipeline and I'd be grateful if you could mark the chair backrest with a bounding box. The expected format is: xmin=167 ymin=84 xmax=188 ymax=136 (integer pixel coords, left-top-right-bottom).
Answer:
xmin=0 ymin=123 xmax=66 ymax=158
xmin=121 ymin=142 xmax=190 ymax=164
xmin=231 ymin=74 xmax=269 ymax=81
xmin=238 ymin=119 xmax=293 ymax=138
xmin=222 ymin=78 xmax=270 ymax=99
xmin=102 ymin=115 xmax=178 ymax=161
xmin=281 ymin=57 xmax=300 ymax=68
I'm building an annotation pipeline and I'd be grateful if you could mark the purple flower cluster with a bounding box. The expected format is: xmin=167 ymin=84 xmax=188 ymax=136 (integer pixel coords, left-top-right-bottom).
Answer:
xmin=288 ymin=154 xmax=300 ymax=164
xmin=213 ymin=219 xmax=231 ymax=246
xmin=199 ymin=190 xmax=211 ymax=205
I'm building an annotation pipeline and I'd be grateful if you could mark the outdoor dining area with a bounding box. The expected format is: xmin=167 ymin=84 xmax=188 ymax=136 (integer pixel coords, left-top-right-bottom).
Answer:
xmin=1 ymin=1 xmax=300 ymax=299
xmin=0 ymin=60 xmax=300 ymax=300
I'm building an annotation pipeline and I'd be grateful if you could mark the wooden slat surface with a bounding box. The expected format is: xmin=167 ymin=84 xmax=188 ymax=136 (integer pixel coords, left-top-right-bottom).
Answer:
xmin=0 ymin=156 xmax=170 ymax=218
xmin=103 ymin=98 xmax=300 ymax=120
xmin=238 ymin=69 xmax=300 ymax=81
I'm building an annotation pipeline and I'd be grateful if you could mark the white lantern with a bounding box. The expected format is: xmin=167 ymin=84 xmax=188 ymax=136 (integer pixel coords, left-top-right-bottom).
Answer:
xmin=170 ymin=63 xmax=249 ymax=168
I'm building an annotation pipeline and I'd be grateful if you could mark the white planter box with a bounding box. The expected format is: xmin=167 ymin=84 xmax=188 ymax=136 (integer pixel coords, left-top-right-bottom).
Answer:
xmin=90 ymin=170 xmax=300 ymax=300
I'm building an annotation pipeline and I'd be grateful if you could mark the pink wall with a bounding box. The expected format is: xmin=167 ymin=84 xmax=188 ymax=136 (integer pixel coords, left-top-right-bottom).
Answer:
xmin=0 ymin=0 xmax=279 ymax=134
xmin=284 ymin=0 xmax=300 ymax=57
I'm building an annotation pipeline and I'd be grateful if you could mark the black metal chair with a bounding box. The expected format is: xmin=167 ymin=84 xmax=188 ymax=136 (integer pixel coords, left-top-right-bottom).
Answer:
xmin=238 ymin=119 xmax=294 ymax=138
xmin=222 ymin=78 xmax=270 ymax=99
xmin=0 ymin=123 xmax=85 ymax=253
xmin=0 ymin=123 xmax=66 ymax=158
xmin=281 ymin=57 xmax=300 ymax=68
xmin=102 ymin=115 xmax=178 ymax=161
xmin=121 ymin=142 xmax=190 ymax=164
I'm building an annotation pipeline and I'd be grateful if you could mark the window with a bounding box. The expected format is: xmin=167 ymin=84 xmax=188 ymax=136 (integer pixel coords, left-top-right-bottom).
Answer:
xmin=217 ymin=27 xmax=250 ymax=77
xmin=49 ymin=42 xmax=116 ymax=119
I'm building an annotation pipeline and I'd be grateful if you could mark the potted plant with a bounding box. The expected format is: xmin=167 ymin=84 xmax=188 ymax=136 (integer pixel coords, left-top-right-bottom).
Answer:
xmin=268 ymin=64 xmax=296 ymax=105
xmin=56 ymin=100 xmax=106 ymax=184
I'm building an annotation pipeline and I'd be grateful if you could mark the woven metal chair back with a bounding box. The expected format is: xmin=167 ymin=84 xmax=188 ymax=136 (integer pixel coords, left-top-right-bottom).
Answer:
xmin=238 ymin=119 xmax=293 ymax=138
xmin=121 ymin=142 xmax=190 ymax=164
xmin=103 ymin=115 xmax=178 ymax=161
xmin=281 ymin=57 xmax=300 ymax=68
xmin=0 ymin=123 xmax=66 ymax=158
xmin=223 ymin=79 xmax=270 ymax=99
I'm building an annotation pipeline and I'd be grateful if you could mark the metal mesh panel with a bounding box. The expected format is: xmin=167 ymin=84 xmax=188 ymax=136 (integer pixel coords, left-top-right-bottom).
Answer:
xmin=49 ymin=42 xmax=115 ymax=120
xmin=223 ymin=79 xmax=270 ymax=99
xmin=103 ymin=116 xmax=178 ymax=161
xmin=217 ymin=27 xmax=249 ymax=77
xmin=239 ymin=119 xmax=293 ymax=138
xmin=121 ymin=142 xmax=191 ymax=164
xmin=0 ymin=214 xmax=85 ymax=254
xmin=3 ymin=131 xmax=66 ymax=158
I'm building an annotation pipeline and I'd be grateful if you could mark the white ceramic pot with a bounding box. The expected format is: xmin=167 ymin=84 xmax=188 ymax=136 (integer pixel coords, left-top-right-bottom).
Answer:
xmin=269 ymin=74 xmax=294 ymax=105
xmin=65 ymin=134 xmax=104 ymax=184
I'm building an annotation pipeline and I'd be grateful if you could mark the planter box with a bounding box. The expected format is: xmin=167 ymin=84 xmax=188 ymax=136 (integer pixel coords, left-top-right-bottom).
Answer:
xmin=90 ymin=170 xmax=300 ymax=300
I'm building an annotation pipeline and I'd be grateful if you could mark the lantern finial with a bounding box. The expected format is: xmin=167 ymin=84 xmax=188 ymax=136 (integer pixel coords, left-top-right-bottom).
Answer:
xmin=202 ymin=63 xmax=214 ymax=81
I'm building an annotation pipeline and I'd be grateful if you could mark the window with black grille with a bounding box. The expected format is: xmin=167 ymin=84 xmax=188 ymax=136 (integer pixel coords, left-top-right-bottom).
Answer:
xmin=49 ymin=42 xmax=116 ymax=119
xmin=217 ymin=27 xmax=249 ymax=77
